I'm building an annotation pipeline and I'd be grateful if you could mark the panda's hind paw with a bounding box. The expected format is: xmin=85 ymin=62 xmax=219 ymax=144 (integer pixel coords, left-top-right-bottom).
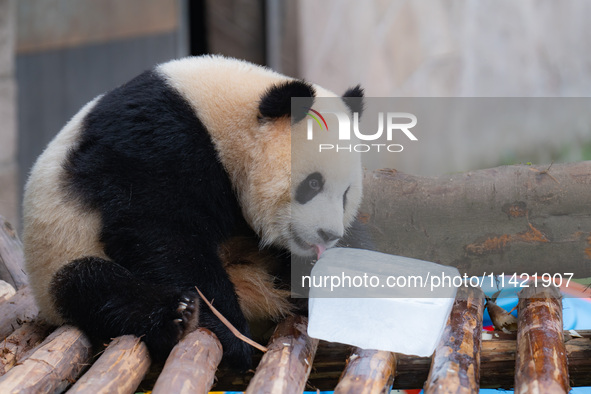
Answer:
xmin=174 ymin=293 xmax=199 ymax=335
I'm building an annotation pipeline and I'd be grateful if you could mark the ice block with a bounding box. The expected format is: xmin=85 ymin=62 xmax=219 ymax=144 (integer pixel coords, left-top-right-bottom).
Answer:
xmin=307 ymin=248 xmax=460 ymax=357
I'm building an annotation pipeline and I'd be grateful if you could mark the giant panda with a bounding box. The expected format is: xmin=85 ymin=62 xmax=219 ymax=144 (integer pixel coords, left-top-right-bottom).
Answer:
xmin=22 ymin=55 xmax=364 ymax=369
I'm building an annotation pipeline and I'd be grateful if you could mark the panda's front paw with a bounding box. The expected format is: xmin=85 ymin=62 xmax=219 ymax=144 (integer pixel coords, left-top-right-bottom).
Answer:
xmin=174 ymin=294 xmax=199 ymax=334
xmin=143 ymin=291 xmax=200 ymax=362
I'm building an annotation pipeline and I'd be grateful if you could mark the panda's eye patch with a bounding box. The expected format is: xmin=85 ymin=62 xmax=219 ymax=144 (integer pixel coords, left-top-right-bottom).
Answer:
xmin=296 ymin=172 xmax=324 ymax=204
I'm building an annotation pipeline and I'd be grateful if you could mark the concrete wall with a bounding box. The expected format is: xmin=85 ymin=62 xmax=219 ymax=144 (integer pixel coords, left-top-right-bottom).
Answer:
xmin=207 ymin=0 xmax=265 ymax=65
xmin=294 ymin=0 xmax=591 ymax=174
xmin=0 ymin=0 xmax=18 ymax=226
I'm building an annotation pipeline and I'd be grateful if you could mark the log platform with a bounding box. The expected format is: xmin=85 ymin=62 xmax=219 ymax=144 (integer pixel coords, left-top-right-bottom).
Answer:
xmin=1 ymin=162 xmax=590 ymax=393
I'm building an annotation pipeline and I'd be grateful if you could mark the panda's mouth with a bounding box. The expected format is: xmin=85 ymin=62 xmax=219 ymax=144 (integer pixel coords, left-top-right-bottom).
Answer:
xmin=291 ymin=230 xmax=327 ymax=259
xmin=292 ymin=232 xmax=314 ymax=251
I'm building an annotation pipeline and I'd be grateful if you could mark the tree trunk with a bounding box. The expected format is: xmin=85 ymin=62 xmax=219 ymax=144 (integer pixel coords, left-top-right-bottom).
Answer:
xmin=360 ymin=161 xmax=591 ymax=277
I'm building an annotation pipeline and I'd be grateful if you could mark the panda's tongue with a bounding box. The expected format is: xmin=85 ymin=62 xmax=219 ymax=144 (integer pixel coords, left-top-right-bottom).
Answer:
xmin=314 ymin=244 xmax=327 ymax=260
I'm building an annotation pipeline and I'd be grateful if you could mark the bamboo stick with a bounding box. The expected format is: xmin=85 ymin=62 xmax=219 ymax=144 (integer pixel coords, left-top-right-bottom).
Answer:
xmin=0 ymin=320 xmax=53 ymax=376
xmin=68 ymin=335 xmax=150 ymax=394
xmin=246 ymin=315 xmax=318 ymax=394
xmin=514 ymin=283 xmax=569 ymax=393
xmin=0 ymin=216 xmax=28 ymax=289
xmin=0 ymin=325 xmax=92 ymax=393
xmin=334 ymin=348 xmax=396 ymax=394
xmin=423 ymin=286 xmax=485 ymax=393
xmin=152 ymin=328 xmax=222 ymax=394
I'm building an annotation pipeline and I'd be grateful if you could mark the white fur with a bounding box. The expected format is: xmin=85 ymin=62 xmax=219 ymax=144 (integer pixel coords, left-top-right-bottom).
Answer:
xmin=23 ymin=97 xmax=108 ymax=325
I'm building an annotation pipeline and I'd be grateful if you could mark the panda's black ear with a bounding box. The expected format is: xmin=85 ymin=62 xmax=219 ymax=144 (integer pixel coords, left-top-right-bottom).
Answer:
xmin=259 ymin=80 xmax=315 ymax=123
xmin=342 ymin=85 xmax=364 ymax=117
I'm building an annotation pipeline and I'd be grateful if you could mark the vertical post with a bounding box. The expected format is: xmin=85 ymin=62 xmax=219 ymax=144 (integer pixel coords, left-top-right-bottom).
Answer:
xmin=246 ymin=315 xmax=318 ymax=394
xmin=424 ymin=285 xmax=484 ymax=393
xmin=514 ymin=282 xmax=569 ymax=393
xmin=152 ymin=328 xmax=222 ymax=394
xmin=334 ymin=348 xmax=397 ymax=394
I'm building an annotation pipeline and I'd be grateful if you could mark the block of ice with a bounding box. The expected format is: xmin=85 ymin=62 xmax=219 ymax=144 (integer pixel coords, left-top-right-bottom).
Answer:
xmin=307 ymin=248 xmax=459 ymax=357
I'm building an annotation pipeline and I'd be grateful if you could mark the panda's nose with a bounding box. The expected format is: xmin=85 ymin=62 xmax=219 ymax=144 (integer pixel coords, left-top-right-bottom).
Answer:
xmin=318 ymin=229 xmax=340 ymax=243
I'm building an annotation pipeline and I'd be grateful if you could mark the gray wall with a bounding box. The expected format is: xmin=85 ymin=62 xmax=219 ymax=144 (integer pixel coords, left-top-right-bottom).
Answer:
xmin=16 ymin=0 xmax=187 ymax=227
xmin=0 ymin=0 xmax=18 ymax=227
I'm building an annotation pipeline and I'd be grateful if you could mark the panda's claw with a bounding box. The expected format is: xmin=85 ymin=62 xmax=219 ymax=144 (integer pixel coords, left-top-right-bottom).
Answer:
xmin=173 ymin=292 xmax=199 ymax=336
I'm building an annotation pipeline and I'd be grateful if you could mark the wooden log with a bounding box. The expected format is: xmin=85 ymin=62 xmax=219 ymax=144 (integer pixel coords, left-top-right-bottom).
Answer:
xmin=68 ymin=335 xmax=150 ymax=394
xmin=0 ymin=216 xmax=28 ymax=290
xmin=0 ymin=286 xmax=39 ymax=340
xmin=334 ymin=348 xmax=396 ymax=394
xmin=423 ymin=285 xmax=485 ymax=393
xmin=0 ymin=320 xmax=53 ymax=376
xmin=361 ymin=161 xmax=591 ymax=277
xmin=0 ymin=280 xmax=16 ymax=303
xmin=514 ymin=283 xmax=569 ymax=393
xmin=0 ymin=325 xmax=92 ymax=393
xmin=246 ymin=315 xmax=318 ymax=394
xmin=564 ymin=334 xmax=591 ymax=386
xmin=213 ymin=330 xmax=591 ymax=390
xmin=152 ymin=328 xmax=222 ymax=394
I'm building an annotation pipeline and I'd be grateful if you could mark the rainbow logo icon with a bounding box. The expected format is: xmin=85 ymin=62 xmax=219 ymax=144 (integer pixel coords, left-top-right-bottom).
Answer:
xmin=304 ymin=108 xmax=329 ymax=131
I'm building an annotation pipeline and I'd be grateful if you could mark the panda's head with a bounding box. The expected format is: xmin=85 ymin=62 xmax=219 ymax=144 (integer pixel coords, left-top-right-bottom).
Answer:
xmin=254 ymin=79 xmax=364 ymax=258
xmin=157 ymin=56 xmax=363 ymax=259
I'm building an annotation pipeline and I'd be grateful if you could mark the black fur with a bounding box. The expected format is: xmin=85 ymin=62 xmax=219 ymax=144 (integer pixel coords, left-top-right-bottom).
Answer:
xmin=295 ymin=172 xmax=324 ymax=204
xmin=58 ymin=70 xmax=251 ymax=368
xmin=258 ymin=80 xmax=315 ymax=123
xmin=51 ymin=257 xmax=198 ymax=360
xmin=342 ymin=85 xmax=365 ymax=116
